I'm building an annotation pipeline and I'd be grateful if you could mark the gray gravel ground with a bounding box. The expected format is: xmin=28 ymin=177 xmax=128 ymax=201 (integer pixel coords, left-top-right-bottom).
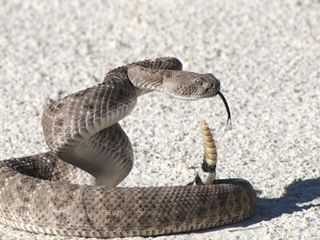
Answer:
xmin=0 ymin=0 xmax=319 ymax=239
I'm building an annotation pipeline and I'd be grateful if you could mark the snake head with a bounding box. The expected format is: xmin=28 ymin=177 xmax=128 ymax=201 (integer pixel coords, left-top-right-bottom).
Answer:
xmin=161 ymin=71 xmax=221 ymax=100
xmin=128 ymin=65 xmax=220 ymax=100
xmin=128 ymin=65 xmax=231 ymax=124
xmin=161 ymin=71 xmax=231 ymax=125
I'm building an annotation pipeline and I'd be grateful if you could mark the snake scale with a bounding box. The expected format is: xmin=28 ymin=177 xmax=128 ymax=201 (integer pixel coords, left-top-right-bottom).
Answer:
xmin=0 ymin=57 xmax=256 ymax=238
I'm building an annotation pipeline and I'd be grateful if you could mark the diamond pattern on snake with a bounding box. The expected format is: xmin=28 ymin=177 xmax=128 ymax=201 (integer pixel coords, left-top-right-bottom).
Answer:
xmin=0 ymin=57 xmax=256 ymax=238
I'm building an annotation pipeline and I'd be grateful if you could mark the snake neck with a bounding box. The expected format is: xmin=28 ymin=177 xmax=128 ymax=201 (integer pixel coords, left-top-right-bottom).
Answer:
xmin=105 ymin=65 xmax=160 ymax=97
xmin=127 ymin=65 xmax=164 ymax=95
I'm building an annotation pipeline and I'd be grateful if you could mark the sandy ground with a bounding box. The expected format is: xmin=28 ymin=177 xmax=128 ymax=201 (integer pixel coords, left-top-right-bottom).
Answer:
xmin=0 ymin=0 xmax=319 ymax=239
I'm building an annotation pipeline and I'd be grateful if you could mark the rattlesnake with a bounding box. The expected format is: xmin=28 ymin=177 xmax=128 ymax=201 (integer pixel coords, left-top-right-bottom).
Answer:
xmin=0 ymin=57 xmax=256 ymax=238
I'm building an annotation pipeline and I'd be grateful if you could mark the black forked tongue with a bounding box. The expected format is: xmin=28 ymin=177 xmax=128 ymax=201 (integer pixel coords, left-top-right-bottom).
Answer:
xmin=217 ymin=92 xmax=232 ymax=127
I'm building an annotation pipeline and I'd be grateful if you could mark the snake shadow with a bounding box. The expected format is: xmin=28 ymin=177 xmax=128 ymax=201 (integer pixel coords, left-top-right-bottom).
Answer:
xmin=230 ymin=177 xmax=320 ymax=228
xmin=195 ymin=177 xmax=320 ymax=235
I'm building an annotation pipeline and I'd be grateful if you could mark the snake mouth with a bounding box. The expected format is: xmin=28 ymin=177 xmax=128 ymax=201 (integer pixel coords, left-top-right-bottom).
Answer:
xmin=218 ymin=91 xmax=231 ymax=126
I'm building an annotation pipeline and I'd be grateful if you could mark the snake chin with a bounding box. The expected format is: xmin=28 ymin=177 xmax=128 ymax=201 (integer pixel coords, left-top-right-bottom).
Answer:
xmin=169 ymin=94 xmax=216 ymax=101
xmin=166 ymin=89 xmax=220 ymax=100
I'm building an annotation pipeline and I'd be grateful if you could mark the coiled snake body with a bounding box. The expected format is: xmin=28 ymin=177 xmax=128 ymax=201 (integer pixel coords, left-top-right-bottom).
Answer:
xmin=0 ymin=57 xmax=256 ymax=238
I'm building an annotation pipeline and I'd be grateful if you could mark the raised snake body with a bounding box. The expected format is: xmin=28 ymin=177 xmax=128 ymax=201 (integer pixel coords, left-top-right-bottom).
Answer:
xmin=0 ymin=57 xmax=256 ymax=238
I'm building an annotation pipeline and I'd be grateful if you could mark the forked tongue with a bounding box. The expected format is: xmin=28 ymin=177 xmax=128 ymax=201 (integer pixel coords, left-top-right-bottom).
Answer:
xmin=217 ymin=92 xmax=231 ymax=128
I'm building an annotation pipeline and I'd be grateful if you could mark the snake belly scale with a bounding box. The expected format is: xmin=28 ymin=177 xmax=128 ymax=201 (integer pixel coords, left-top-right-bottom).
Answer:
xmin=0 ymin=57 xmax=256 ymax=238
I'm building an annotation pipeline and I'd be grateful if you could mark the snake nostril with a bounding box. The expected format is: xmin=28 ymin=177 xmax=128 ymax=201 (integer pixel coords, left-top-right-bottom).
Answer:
xmin=204 ymin=81 xmax=214 ymax=90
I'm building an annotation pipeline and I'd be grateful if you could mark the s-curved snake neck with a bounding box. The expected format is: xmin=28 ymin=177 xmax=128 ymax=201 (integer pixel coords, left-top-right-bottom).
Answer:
xmin=0 ymin=57 xmax=256 ymax=238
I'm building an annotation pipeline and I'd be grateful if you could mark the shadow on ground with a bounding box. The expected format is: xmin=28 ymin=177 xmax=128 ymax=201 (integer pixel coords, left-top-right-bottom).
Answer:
xmin=234 ymin=177 xmax=320 ymax=228
xmin=255 ymin=177 xmax=320 ymax=219
xmin=181 ymin=177 xmax=320 ymax=236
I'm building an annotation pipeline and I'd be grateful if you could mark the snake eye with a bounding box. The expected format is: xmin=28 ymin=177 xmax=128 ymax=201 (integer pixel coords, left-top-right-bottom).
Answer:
xmin=194 ymin=78 xmax=203 ymax=84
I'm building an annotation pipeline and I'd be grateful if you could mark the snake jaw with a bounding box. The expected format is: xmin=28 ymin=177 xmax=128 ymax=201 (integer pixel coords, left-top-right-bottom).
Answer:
xmin=163 ymin=81 xmax=221 ymax=100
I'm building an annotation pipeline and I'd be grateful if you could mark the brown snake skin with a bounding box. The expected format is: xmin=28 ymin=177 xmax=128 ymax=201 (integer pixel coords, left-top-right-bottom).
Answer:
xmin=0 ymin=57 xmax=256 ymax=238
